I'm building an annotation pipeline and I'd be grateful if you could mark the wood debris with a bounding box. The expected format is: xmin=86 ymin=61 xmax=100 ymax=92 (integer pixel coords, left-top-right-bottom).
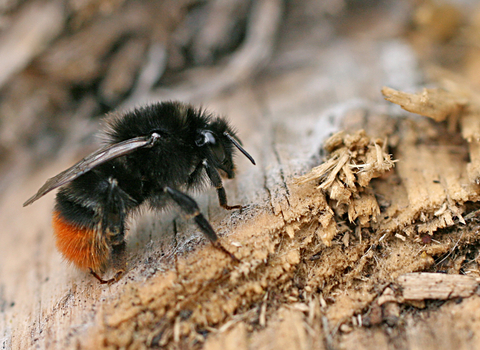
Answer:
xmin=295 ymin=129 xmax=395 ymax=235
xmin=381 ymin=86 xmax=467 ymax=123
xmin=383 ymin=84 xmax=480 ymax=183
xmin=396 ymin=273 xmax=480 ymax=301
xmin=375 ymin=84 xmax=480 ymax=238
xmin=297 ymin=130 xmax=395 ymax=190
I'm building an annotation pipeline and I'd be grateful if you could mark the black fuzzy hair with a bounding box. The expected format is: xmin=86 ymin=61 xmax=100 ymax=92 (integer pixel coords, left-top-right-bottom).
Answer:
xmin=104 ymin=101 xmax=213 ymax=144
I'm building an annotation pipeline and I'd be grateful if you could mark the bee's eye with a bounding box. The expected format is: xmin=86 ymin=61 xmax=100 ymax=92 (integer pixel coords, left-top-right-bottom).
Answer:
xmin=196 ymin=130 xmax=225 ymax=162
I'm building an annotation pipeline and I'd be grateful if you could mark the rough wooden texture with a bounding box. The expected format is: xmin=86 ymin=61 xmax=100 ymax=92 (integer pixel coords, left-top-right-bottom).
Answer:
xmin=2 ymin=1 xmax=480 ymax=350
xmin=397 ymin=273 xmax=479 ymax=301
xmin=382 ymin=86 xmax=467 ymax=122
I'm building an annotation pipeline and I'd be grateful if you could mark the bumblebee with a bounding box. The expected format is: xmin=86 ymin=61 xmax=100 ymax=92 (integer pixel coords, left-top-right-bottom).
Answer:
xmin=24 ymin=101 xmax=255 ymax=283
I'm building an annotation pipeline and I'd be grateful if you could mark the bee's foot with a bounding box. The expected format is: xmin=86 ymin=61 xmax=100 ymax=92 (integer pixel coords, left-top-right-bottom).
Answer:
xmin=89 ymin=268 xmax=124 ymax=284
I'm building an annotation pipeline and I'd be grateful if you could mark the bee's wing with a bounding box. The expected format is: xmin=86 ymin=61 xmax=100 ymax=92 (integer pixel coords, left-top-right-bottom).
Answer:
xmin=23 ymin=133 xmax=160 ymax=207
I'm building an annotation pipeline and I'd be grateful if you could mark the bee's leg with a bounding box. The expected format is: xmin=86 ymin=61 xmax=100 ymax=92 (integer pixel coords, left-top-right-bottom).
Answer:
xmin=204 ymin=161 xmax=242 ymax=210
xmin=165 ymin=187 xmax=239 ymax=262
xmin=91 ymin=177 xmax=135 ymax=284
xmin=187 ymin=161 xmax=205 ymax=187
xmin=89 ymin=268 xmax=106 ymax=284
xmin=89 ymin=244 xmax=126 ymax=284
xmin=109 ymin=240 xmax=127 ymax=281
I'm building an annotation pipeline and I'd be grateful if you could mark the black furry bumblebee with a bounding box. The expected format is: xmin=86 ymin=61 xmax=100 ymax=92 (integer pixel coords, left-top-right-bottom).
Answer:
xmin=23 ymin=101 xmax=256 ymax=283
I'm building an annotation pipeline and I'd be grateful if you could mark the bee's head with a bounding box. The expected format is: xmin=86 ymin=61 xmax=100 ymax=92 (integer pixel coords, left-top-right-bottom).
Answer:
xmin=196 ymin=118 xmax=255 ymax=178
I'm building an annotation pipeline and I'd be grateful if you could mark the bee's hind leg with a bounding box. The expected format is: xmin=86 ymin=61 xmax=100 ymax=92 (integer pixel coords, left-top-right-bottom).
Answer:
xmin=89 ymin=268 xmax=112 ymax=284
xmin=90 ymin=177 xmax=134 ymax=284
xmin=165 ymin=186 xmax=240 ymax=262
xmin=90 ymin=241 xmax=127 ymax=284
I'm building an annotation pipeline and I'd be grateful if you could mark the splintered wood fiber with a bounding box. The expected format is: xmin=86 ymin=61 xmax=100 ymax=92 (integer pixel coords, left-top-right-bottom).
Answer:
xmin=379 ymin=86 xmax=480 ymax=235
xmin=376 ymin=120 xmax=474 ymax=234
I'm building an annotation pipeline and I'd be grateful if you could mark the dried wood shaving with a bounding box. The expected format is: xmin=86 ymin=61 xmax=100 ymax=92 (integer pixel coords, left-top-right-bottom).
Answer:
xmin=377 ymin=84 xmax=480 ymax=238
xmin=381 ymin=86 xmax=467 ymax=123
xmin=295 ymin=129 xmax=395 ymax=240
xmin=397 ymin=273 xmax=480 ymax=301
xmin=299 ymin=130 xmax=395 ymax=188
xmin=382 ymin=84 xmax=480 ymax=184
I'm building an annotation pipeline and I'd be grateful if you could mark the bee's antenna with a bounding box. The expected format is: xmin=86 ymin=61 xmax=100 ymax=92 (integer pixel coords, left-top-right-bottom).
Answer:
xmin=224 ymin=132 xmax=256 ymax=165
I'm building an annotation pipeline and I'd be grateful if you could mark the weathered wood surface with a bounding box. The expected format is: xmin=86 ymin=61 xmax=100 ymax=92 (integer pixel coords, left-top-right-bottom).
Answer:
xmin=2 ymin=1 xmax=480 ymax=349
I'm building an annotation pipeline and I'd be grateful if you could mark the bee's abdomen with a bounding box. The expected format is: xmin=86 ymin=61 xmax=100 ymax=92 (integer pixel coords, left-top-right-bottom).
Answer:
xmin=52 ymin=197 xmax=109 ymax=271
